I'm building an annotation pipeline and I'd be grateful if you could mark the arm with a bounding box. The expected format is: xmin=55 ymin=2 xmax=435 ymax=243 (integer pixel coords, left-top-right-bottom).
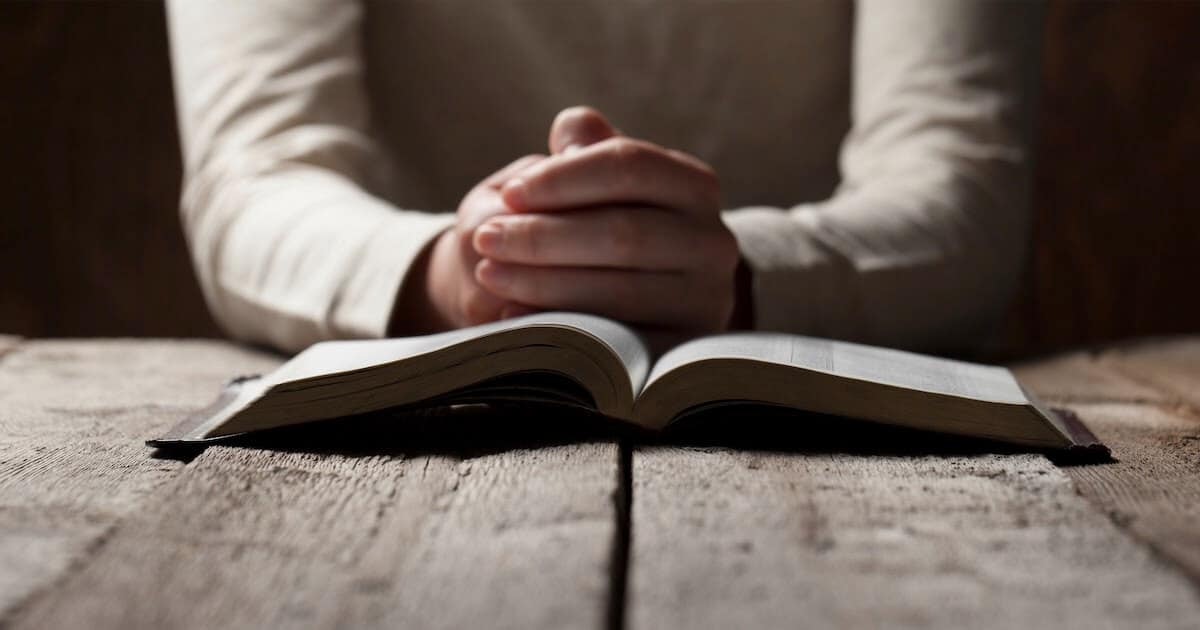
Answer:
xmin=166 ymin=0 xmax=453 ymax=352
xmin=724 ymin=0 xmax=1041 ymax=351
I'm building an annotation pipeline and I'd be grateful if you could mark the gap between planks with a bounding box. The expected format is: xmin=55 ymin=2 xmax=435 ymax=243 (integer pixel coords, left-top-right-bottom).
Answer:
xmin=606 ymin=440 xmax=634 ymax=630
xmin=6 ymin=336 xmax=1196 ymax=629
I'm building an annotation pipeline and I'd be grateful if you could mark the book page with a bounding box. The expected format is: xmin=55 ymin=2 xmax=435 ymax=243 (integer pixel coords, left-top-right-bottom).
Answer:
xmin=267 ymin=325 xmax=508 ymax=386
xmin=547 ymin=313 xmax=652 ymax=392
xmin=267 ymin=312 xmax=651 ymax=390
xmin=646 ymin=332 xmax=1028 ymax=404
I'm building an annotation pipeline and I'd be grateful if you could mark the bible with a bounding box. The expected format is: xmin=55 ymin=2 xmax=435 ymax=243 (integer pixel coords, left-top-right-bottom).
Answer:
xmin=150 ymin=312 xmax=1105 ymax=452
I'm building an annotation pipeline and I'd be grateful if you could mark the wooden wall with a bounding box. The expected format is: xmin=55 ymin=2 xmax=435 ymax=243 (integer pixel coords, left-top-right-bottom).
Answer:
xmin=1 ymin=1 xmax=217 ymax=338
xmin=1001 ymin=1 xmax=1200 ymax=355
xmin=2 ymin=1 xmax=1198 ymax=355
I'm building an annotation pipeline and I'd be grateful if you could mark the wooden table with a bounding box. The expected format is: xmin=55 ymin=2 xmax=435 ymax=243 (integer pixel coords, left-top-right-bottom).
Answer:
xmin=1 ymin=335 xmax=1198 ymax=629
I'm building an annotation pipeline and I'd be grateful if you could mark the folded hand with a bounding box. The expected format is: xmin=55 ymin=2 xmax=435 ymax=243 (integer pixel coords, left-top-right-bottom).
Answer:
xmin=473 ymin=107 xmax=740 ymax=335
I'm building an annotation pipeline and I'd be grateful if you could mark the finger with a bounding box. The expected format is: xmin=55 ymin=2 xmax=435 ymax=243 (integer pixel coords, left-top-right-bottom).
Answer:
xmin=501 ymin=137 xmax=719 ymax=214
xmin=482 ymin=153 xmax=547 ymax=189
xmin=473 ymin=207 xmax=723 ymax=271
xmin=474 ymin=259 xmax=708 ymax=328
xmin=548 ymin=106 xmax=618 ymax=155
xmin=461 ymin=164 xmax=542 ymax=231
xmin=456 ymin=185 xmax=510 ymax=233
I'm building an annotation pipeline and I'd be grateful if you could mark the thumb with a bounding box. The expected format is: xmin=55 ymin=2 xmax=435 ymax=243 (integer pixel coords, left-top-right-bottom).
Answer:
xmin=548 ymin=106 xmax=618 ymax=155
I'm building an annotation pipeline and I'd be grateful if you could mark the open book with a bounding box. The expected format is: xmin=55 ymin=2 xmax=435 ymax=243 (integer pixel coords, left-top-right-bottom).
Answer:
xmin=151 ymin=312 xmax=1105 ymax=452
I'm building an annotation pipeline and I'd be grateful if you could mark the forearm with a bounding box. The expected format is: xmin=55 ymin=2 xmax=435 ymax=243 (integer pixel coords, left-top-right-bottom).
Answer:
xmin=724 ymin=175 xmax=1028 ymax=351
xmin=168 ymin=0 xmax=463 ymax=352
xmin=725 ymin=0 xmax=1039 ymax=351
xmin=183 ymin=165 xmax=453 ymax=352
xmin=387 ymin=227 xmax=459 ymax=337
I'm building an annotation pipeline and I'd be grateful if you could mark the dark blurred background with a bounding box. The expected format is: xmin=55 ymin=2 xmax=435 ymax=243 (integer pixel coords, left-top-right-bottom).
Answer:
xmin=2 ymin=1 xmax=1198 ymax=357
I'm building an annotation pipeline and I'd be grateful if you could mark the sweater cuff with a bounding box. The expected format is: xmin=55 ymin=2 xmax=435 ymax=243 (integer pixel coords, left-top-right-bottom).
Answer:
xmin=722 ymin=206 xmax=853 ymax=338
xmin=329 ymin=211 xmax=456 ymax=340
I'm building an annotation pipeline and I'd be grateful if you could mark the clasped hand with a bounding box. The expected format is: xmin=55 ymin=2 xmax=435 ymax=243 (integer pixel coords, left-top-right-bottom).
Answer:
xmin=416 ymin=107 xmax=740 ymax=338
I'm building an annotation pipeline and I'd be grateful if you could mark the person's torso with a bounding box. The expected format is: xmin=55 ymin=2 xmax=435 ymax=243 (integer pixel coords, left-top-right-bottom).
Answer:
xmin=362 ymin=0 xmax=852 ymax=210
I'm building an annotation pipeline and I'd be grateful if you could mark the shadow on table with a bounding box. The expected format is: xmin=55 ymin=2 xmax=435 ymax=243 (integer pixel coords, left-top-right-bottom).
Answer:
xmin=159 ymin=402 xmax=1107 ymax=465
xmin=199 ymin=403 xmax=634 ymax=459
xmin=655 ymin=407 xmax=1109 ymax=465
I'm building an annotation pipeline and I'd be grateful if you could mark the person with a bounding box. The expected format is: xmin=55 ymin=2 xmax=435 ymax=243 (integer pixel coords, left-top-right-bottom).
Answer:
xmin=166 ymin=0 xmax=1039 ymax=354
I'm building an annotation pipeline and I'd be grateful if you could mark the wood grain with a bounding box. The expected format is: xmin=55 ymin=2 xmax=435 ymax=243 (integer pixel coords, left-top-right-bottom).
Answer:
xmin=0 ymin=340 xmax=280 ymax=620
xmin=627 ymin=446 xmax=1200 ymax=629
xmin=7 ymin=416 xmax=621 ymax=629
xmin=0 ymin=336 xmax=20 ymax=359
xmin=0 ymin=1 xmax=218 ymax=338
xmin=998 ymin=1 xmax=1200 ymax=355
xmin=1013 ymin=350 xmax=1167 ymax=404
xmin=1102 ymin=338 xmax=1200 ymax=410
xmin=1017 ymin=339 xmax=1200 ymax=585
xmin=4 ymin=336 xmax=1199 ymax=628
xmin=630 ymin=339 xmax=1200 ymax=629
xmin=1013 ymin=339 xmax=1200 ymax=410
xmin=1064 ymin=403 xmax=1200 ymax=584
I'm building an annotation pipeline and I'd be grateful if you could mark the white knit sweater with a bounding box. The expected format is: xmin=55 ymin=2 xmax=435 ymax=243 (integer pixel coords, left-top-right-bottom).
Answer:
xmin=166 ymin=0 xmax=1039 ymax=353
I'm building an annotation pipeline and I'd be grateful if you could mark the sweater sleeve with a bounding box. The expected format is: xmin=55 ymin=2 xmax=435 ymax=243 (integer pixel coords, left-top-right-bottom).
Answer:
xmin=723 ymin=0 xmax=1040 ymax=351
xmin=165 ymin=0 xmax=453 ymax=353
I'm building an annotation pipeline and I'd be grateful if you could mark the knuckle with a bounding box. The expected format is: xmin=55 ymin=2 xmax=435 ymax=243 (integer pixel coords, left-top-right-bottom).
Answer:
xmin=667 ymin=148 xmax=720 ymax=208
xmin=610 ymin=137 xmax=645 ymax=162
xmin=457 ymin=193 xmax=500 ymax=232
xmin=515 ymin=153 xmax=548 ymax=174
xmin=608 ymin=138 xmax=645 ymax=187
xmin=515 ymin=216 xmax=545 ymax=262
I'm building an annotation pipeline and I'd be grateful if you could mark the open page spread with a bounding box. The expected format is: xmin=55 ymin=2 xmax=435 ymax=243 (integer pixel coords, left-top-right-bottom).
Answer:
xmin=149 ymin=314 xmax=1105 ymax=453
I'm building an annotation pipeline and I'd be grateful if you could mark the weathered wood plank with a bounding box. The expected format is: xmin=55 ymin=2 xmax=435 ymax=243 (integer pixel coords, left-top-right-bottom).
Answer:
xmin=0 ymin=336 xmax=20 ymax=356
xmin=1101 ymin=338 xmax=1200 ymax=409
xmin=9 ymin=421 xmax=620 ymax=629
xmin=1014 ymin=339 xmax=1200 ymax=586
xmin=1012 ymin=338 xmax=1200 ymax=409
xmin=628 ymin=446 xmax=1200 ymax=629
xmin=1012 ymin=350 xmax=1165 ymax=404
xmin=0 ymin=340 xmax=281 ymax=621
xmin=1059 ymin=402 xmax=1200 ymax=584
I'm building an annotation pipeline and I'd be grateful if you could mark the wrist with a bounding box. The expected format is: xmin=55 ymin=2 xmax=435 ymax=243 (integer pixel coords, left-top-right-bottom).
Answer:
xmin=728 ymin=257 xmax=755 ymax=330
xmin=389 ymin=229 xmax=456 ymax=336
